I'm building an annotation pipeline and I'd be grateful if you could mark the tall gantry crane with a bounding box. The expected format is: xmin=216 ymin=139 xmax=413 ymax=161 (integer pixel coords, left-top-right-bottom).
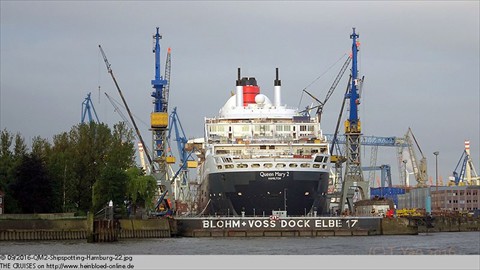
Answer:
xmin=81 ymin=92 xmax=100 ymax=123
xmin=339 ymin=28 xmax=369 ymax=213
xmin=99 ymin=28 xmax=175 ymax=213
xmin=149 ymin=27 xmax=176 ymax=210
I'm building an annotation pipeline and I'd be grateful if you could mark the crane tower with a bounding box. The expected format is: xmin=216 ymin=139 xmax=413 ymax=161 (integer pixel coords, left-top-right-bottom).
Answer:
xmin=339 ymin=28 xmax=369 ymax=213
xmin=149 ymin=27 xmax=174 ymax=208
xmin=81 ymin=92 xmax=100 ymax=123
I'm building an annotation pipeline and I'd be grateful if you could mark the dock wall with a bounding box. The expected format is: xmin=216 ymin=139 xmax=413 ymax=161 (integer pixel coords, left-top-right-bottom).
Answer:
xmin=418 ymin=216 xmax=480 ymax=233
xmin=118 ymin=219 xmax=172 ymax=238
xmin=381 ymin=217 xmax=418 ymax=235
xmin=177 ymin=216 xmax=383 ymax=237
xmin=1 ymin=215 xmax=477 ymax=240
xmin=0 ymin=216 xmax=172 ymax=241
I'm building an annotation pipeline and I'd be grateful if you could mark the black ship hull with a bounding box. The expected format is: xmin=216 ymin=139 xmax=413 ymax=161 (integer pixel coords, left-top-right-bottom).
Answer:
xmin=197 ymin=170 xmax=329 ymax=216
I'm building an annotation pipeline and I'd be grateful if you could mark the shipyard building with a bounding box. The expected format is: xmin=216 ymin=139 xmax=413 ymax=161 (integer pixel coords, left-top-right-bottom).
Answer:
xmin=397 ymin=186 xmax=480 ymax=212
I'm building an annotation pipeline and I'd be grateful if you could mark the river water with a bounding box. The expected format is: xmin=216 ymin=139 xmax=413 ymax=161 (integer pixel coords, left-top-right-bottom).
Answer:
xmin=1 ymin=232 xmax=479 ymax=270
xmin=1 ymin=231 xmax=479 ymax=255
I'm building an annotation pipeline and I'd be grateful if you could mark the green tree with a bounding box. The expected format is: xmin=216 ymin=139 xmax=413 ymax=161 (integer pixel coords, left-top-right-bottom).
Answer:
xmin=32 ymin=136 xmax=63 ymax=212
xmin=126 ymin=167 xmax=157 ymax=216
xmin=1 ymin=121 xmax=138 ymax=214
xmin=13 ymin=133 xmax=27 ymax=157
xmin=0 ymin=129 xmax=27 ymax=213
xmin=67 ymin=122 xmax=135 ymax=213
xmin=0 ymin=129 xmax=14 ymax=192
xmin=49 ymin=132 xmax=77 ymax=213
xmin=106 ymin=122 xmax=136 ymax=169
xmin=10 ymin=153 xmax=55 ymax=213
xmin=92 ymin=165 xmax=128 ymax=212
xmin=69 ymin=122 xmax=112 ymax=212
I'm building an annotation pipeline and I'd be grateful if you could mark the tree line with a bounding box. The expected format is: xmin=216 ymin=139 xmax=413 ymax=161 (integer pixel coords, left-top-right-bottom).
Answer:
xmin=0 ymin=122 xmax=157 ymax=216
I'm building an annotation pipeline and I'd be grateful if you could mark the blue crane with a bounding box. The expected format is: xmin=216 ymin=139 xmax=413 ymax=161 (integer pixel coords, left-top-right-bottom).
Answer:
xmin=151 ymin=27 xmax=168 ymax=114
xmin=347 ymin=28 xmax=360 ymax=129
xmin=325 ymin=133 xmax=409 ymax=190
xmin=167 ymin=107 xmax=196 ymax=187
xmin=148 ymin=27 xmax=178 ymax=214
xmin=452 ymin=151 xmax=469 ymax=185
xmin=150 ymin=27 xmax=170 ymax=167
xmin=81 ymin=92 xmax=99 ymax=123
xmin=362 ymin=165 xmax=392 ymax=188
xmin=451 ymin=146 xmax=479 ymax=186
xmin=324 ymin=134 xmax=409 ymax=147
xmin=339 ymin=28 xmax=369 ymax=213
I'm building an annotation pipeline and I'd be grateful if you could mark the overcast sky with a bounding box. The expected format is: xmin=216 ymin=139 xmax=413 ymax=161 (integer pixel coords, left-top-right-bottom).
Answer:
xmin=1 ymin=1 xmax=479 ymax=186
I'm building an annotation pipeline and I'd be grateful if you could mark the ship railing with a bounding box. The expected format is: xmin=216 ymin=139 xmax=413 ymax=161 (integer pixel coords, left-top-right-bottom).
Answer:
xmin=207 ymin=134 xmax=327 ymax=145
xmin=209 ymin=139 xmax=325 ymax=145
xmin=225 ymin=151 xmax=320 ymax=160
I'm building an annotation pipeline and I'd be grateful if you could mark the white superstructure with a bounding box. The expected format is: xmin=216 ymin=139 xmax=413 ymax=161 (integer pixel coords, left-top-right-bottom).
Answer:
xmin=194 ymin=68 xmax=332 ymax=216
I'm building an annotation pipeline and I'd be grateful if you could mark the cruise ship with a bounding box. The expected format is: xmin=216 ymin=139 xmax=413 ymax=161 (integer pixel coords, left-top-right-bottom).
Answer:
xmin=194 ymin=68 xmax=331 ymax=216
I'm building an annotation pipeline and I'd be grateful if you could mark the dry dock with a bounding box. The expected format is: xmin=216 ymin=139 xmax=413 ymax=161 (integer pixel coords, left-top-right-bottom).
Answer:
xmin=1 ymin=215 xmax=477 ymax=240
xmin=176 ymin=216 xmax=413 ymax=237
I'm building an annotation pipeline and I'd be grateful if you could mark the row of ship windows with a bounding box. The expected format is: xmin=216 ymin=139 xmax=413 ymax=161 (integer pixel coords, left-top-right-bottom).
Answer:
xmin=217 ymin=163 xmax=328 ymax=170
xmin=209 ymin=124 xmax=315 ymax=132
xmin=219 ymin=156 xmax=328 ymax=164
